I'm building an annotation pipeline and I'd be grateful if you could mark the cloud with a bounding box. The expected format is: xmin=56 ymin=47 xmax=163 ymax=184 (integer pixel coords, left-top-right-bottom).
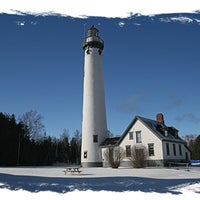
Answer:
xmin=175 ymin=113 xmax=200 ymax=124
xmin=0 ymin=0 xmax=200 ymax=18
xmin=169 ymin=93 xmax=182 ymax=106
xmin=117 ymin=94 xmax=143 ymax=114
xmin=165 ymin=93 xmax=182 ymax=109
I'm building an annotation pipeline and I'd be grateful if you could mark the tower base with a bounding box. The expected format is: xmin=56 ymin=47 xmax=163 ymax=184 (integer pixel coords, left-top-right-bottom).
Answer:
xmin=81 ymin=162 xmax=103 ymax=167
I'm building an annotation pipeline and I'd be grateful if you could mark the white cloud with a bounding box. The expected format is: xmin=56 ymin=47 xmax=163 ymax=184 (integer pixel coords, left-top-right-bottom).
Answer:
xmin=0 ymin=0 xmax=200 ymax=18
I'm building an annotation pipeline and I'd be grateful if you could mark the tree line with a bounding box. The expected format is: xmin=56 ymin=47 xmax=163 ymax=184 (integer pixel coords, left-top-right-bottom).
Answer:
xmin=1 ymin=110 xmax=200 ymax=167
xmin=0 ymin=111 xmax=81 ymax=166
xmin=188 ymin=135 xmax=200 ymax=160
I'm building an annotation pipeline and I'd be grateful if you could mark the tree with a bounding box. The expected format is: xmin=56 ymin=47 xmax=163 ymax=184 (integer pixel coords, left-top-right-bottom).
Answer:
xmin=130 ymin=146 xmax=147 ymax=168
xmin=56 ymin=129 xmax=70 ymax=163
xmin=104 ymin=146 xmax=125 ymax=168
xmin=107 ymin=130 xmax=114 ymax=138
xmin=19 ymin=110 xmax=45 ymax=141
xmin=0 ymin=112 xmax=26 ymax=166
xmin=69 ymin=130 xmax=81 ymax=164
xmin=191 ymin=135 xmax=200 ymax=159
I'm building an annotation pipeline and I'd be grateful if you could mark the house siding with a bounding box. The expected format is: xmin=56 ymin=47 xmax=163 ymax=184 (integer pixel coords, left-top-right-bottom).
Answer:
xmin=119 ymin=119 xmax=163 ymax=166
xmin=162 ymin=141 xmax=190 ymax=166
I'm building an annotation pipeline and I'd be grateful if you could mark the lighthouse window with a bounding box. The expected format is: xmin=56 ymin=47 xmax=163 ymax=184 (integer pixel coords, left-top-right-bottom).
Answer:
xmin=93 ymin=135 xmax=98 ymax=143
xmin=86 ymin=49 xmax=91 ymax=54
xmin=84 ymin=151 xmax=87 ymax=159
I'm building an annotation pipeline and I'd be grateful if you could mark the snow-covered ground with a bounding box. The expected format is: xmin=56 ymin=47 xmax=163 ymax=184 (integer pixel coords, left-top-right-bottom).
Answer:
xmin=0 ymin=166 xmax=200 ymax=199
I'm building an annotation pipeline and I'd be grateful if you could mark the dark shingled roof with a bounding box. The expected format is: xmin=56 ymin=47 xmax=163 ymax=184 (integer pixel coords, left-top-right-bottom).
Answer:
xmin=100 ymin=137 xmax=121 ymax=147
xmin=136 ymin=116 xmax=181 ymax=141
xmin=118 ymin=115 xmax=186 ymax=145
xmin=100 ymin=115 xmax=187 ymax=147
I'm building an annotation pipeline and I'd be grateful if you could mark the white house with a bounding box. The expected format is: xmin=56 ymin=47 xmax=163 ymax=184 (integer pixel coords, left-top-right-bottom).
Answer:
xmin=100 ymin=113 xmax=191 ymax=167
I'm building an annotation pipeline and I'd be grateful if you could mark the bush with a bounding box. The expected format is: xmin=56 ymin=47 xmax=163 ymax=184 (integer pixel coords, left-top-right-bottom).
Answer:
xmin=130 ymin=146 xmax=147 ymax=168
xmin=104 ymin=147 xmax=125 ymax=168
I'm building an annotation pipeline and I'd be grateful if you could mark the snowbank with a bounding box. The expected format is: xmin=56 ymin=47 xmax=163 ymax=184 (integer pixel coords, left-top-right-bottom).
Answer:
xmin=0 ymin=167 xmax=200 ymax=199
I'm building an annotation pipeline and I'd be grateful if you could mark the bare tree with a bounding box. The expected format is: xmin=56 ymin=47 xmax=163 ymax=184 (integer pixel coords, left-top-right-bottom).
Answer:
xmin=71 ymin=130 xmax=82 ymax=164
xmin=107 ymin=130 xmax=114 ymax=138
xmin=104 ymin=146 xmax=125 ymax=168
xmin=19 ymin=110 xmax=45 ymax=141
xmin=130 ymin=145 xmax=147 ymax=168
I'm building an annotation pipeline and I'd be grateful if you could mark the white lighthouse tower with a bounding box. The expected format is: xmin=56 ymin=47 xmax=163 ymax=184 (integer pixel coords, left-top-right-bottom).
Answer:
xmin=81 ymin=25 xmax=108 ymax=167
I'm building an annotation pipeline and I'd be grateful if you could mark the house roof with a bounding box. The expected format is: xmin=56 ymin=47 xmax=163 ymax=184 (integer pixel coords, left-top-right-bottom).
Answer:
xmin=118 ymin=115 xmax=186 ymax=145
xmin=100 ymin=136 xmax=121 ymax=147
xmin=101 ymin=115 xmax=187 ymax=147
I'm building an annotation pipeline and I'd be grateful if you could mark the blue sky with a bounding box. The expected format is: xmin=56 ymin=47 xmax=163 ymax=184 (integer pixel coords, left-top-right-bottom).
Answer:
xmin=0 ymin=2 xmax=200 ymax=138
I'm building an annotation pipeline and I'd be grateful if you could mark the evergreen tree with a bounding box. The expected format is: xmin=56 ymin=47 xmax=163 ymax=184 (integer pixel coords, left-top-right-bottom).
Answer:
xmin=192 ymin=135 xmax=200 ymax=159
xmin=70 ymin=130 xmax=81 ymax=164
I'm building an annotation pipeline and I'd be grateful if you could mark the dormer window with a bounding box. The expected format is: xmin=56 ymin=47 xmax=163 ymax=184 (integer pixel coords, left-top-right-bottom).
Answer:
xmin=164 ymin=130 xmax=168 ymax=137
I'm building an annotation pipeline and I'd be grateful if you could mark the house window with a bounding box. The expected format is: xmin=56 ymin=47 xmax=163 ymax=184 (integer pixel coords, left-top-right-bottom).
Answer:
xmin=179 ymin=144 xmax=182 ymax=156
xmin=166 ymin=143 xmax=170 ymax=156
xmin=93 ymin=135 xmax=98 ymax=143
xmin=136 ymin=131 xmax=142 ymax=143
xmin=84 ymin=151 xmax=87 ymax=159
xmin=148 ymin=143 xmax=154 ymax=156
xmin=129 ymin=131 xmax=134 ymax=140
xmin=126 ymin=145 xmax=131 ymax=157
xmin=173 ymin=144 xmax=176 ymax=156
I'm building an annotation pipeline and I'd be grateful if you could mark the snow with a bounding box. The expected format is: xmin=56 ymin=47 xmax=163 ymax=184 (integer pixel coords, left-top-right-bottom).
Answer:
xmin=0 ymin=166 xmax=200 ymax=199
xmin=170 ymin=17 xmax=194 ymax=23
xmin=0 ymin=0 xmax=200 ymax=17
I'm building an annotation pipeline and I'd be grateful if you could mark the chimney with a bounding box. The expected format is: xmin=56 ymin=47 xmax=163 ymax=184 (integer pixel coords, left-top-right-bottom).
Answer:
xmin=156 ymin=113 xmax=164 ymax=124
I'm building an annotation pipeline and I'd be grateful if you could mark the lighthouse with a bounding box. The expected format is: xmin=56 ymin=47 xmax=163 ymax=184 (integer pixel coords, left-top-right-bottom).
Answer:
xmin=81 ymin=25 xmax=108 ymax=167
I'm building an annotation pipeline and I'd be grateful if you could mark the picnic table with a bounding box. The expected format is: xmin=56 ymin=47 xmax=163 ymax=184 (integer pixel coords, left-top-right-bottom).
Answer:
xmin=63 ymin=166 xmax=82 ymax=175
xmin=168 ymin=162 xmax=190 ymax=170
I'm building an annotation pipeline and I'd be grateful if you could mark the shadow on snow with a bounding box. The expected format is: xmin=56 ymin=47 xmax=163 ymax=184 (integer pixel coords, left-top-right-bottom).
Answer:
xmin=0 ymin=173 xmax=199 ymax=194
